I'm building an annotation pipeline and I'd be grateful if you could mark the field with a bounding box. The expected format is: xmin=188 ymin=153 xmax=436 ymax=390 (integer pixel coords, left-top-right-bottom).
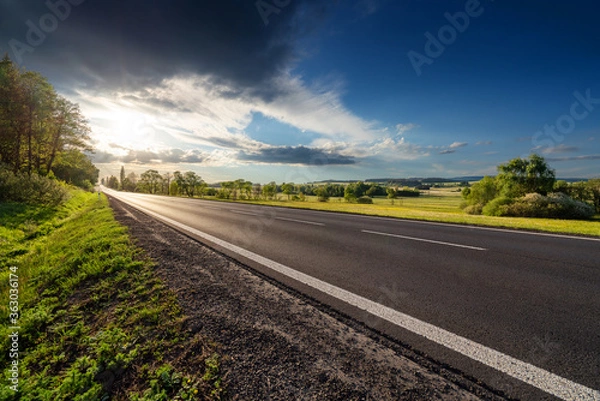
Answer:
xmin=205 ymin=188 xmax=600 ymax=237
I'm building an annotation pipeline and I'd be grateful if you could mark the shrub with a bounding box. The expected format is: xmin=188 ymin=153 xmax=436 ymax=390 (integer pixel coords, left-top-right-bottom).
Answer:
xmin=0 ymin=167 xmax=69 ymax=206
xmin=463 ymin=204 xmax=484 ymax=215
xmin=499 ymin=192 xmax=595 ymax=219
xmin=356 ymin=196 xmax=373 ymax=204
xmin=482 ymin=196 xmax=514 ymax=216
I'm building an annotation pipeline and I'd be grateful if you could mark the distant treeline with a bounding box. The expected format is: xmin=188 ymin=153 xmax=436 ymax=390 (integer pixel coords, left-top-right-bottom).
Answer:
xmin=103 ymin=168 xmax=422 ymax=203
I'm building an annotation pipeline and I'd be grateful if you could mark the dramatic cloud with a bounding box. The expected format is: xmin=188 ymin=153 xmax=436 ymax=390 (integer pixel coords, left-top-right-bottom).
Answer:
xmin=2 ymin=0 xmax=330 ymax=98
xmin=91 ymin=148 xmax=209 ymax=165
xmin=238 ymin=146 xmax=356 ymax=165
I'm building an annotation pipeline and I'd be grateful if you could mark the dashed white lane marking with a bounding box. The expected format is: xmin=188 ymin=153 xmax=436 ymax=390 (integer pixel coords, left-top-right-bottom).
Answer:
xmin=362 ymin=229 xmax=487 ymax=251
xmin=106 ymin=191 xmax=600 ymax=401
xmin=229 ymin=209 xmax=259 ymax=216
xmin=275 ymin=216 xmax=325 ymax=226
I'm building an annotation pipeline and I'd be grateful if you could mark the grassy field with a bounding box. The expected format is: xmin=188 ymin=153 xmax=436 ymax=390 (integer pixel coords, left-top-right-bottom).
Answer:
xmin=0 ymin=191 xmax=223 ymax=400
xmin=205 ymin=188 xmax=600 ymax=237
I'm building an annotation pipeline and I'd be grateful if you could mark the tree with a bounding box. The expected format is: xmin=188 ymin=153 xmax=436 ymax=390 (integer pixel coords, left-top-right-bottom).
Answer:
xmin=315 ymin=186 xmax=330 ymax=202
xmin=584 ymin=179 xmax=600 ymax=213
xmin=262 ymin=182 xmax=277 ymax=200
xmin=121 ymin=172 xmax=137 ymax=192
xmin=496 ymin=154 xmax=555 ymax=196
xmin=461 ymin=176 xmax=498 ymax=214
xmin=120 ymin=166 xmax=126 ymax=189
xmin=252 ymin=183 xmax=262 ymax=200
xmin=139 ymin=169 xmax=163 ymax=194
xmin=0 ymin=55 xmax=93 ymax=185
xmin=281 ymin=183 xmax=294 ymax=200
xmin=220 ymin=181 xmax=234 ymax=199
xmin=106 ymin=175 xmax=119 ymax=189
xmin=163 ymin=172 xmax=173 ymax=195
xmin=51 ymin=149 xmax=98 ymax=190
xmin=183 ymin=171 xmax=203 ymax=197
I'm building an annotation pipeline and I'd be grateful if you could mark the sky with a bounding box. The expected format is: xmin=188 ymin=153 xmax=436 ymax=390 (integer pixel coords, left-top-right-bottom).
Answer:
xmin=1 ymin=0 xmax=599 ymax=183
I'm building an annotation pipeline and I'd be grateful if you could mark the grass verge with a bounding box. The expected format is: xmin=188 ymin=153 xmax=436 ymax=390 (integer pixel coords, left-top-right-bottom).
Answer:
xmin=0 ymin=191 xmax=223 ymax=400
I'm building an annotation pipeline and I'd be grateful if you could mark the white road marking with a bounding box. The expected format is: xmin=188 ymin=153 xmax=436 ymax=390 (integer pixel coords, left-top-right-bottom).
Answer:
xmin=362 ymin=229 xmax=487 ymax=251
xmin=105 ymin=190 xmax=600 ymax=400
xmin=276 ymin=216 xmax=325 ymax=226
xmin=229 ymin=209 xmax=259 ymax=216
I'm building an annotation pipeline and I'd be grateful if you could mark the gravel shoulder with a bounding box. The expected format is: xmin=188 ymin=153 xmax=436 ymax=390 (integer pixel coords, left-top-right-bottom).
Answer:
xmin=108 ymin=196 xmax=508 ymax=401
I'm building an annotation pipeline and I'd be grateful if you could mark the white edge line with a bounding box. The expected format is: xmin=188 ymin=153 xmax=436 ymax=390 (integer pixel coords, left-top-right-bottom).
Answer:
xmin=108 ymin=191 xmax=599 ymax=401
xmin=275 ymin=216 xmax=325 ymax=226
xmin=362 ymin=229 xmax=487 ymax=251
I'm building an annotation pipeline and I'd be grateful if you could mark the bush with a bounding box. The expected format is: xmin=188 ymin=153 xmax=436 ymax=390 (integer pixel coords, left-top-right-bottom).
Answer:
xmin=0 ymin=167 xmax=69 ymax=206
xmin=498 ymin=192 xmax=594 ymax=219
xmin=463 ymin=204 xmax=484 ymax=215
xmin=482 ymin=196 xmax=514 ymax=216
xmin=356 ymin=196 xmax=373 ymax=204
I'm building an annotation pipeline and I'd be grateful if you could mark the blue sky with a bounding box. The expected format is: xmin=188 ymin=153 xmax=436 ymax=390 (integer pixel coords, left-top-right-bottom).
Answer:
xmin=1 ymin=0 xmax=599 ymax=182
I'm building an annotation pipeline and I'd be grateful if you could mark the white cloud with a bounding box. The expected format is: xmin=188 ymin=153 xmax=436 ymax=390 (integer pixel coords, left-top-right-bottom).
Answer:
xmin=395 ymin=123 xmax=418 ymax=135
xmin=449 ymin=141 xmax=468 ymax=149
xmin=76 ymin=71 xmax=382 ymax=164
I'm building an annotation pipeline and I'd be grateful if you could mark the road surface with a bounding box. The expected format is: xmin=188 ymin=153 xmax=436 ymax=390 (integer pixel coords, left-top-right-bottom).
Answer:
xmin=104 ymin=188 xmax=600 ymax=400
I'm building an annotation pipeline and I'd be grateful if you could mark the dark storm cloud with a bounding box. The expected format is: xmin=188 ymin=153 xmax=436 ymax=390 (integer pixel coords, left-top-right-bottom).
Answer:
xmin=238 ymin=146 xmax=356 ymax=165
xmin=1 ymin=0 xmax=330 ymax=98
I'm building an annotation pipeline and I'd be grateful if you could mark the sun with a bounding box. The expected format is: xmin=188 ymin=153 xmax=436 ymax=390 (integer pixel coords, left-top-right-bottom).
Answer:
xmin=110 ymin=109 xmax=158 ymax=145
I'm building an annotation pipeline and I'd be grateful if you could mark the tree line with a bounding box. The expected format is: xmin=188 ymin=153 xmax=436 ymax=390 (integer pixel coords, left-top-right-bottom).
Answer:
xmin=0 ymin=55 xmax=98 ymax=189
xmin=103 ymin=167 xmax=421 ymax=203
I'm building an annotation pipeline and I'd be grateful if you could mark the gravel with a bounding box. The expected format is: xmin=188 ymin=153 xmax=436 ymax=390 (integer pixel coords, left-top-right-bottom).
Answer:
xmin=109 ymin=196 xmax=508 ymax=401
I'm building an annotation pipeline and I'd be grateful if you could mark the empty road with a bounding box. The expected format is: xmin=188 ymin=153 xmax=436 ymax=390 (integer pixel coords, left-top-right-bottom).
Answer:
xmin=104 ymin=188 xmax=600 ymax=400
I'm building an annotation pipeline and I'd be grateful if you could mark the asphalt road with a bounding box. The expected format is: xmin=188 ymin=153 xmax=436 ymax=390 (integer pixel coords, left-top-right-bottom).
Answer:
xmin=103 ymin=189 xmax=600 ymax=400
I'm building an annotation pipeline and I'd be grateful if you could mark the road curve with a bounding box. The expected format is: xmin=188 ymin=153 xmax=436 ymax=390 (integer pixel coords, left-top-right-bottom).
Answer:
xmin=104 ymin=188 xmax=600 ymax=400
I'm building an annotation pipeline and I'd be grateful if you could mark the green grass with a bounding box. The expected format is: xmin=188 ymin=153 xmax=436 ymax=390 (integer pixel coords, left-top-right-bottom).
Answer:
xmin=203 ymin=190 xmax=600 ymax=237
xmin=0 ymin=191 xmax=223 ymax=401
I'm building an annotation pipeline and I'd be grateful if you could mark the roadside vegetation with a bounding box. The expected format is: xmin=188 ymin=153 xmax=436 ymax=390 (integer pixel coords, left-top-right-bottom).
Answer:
xmin=0 ymin=190 xmax=223 ymax=400
xmin=0 ymin=56 xmax=98 ymax=194
xmin=105 ymin=156 xmax=600 ymax=237
xmin=461 ymin=154 xmax=598 ymax=220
